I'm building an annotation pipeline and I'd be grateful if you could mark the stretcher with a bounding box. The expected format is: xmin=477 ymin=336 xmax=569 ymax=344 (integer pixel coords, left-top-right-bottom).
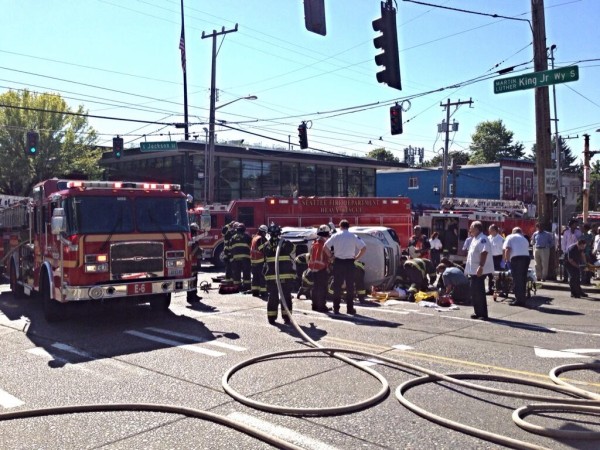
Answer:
xmin=492 ymin=268 xmax=537 ymax=301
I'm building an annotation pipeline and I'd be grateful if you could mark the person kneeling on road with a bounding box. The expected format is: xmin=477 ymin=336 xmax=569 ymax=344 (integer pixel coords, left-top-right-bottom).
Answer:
xmin=436 ymin=263 xmax=470 ymax=304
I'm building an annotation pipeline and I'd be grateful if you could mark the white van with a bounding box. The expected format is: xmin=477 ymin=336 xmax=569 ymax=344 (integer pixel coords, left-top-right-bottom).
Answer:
xmin=282 ymin=226 xmax=398 ymax=291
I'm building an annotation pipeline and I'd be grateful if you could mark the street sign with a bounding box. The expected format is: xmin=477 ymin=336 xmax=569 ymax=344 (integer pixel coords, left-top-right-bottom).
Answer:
xmin=544 ymin=168 xmax=558 ymax=194
xmin=494 ymin=65 xmax=579 ymax=94
xmin=140 ymin=141 xmax=178 ymax=152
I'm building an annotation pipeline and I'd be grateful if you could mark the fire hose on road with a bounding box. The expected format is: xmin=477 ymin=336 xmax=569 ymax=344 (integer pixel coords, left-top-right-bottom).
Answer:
xmin=1 ymin=238 xmax=599 ymax=449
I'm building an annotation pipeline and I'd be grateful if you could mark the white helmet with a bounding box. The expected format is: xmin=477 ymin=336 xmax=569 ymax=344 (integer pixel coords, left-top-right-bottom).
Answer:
xmin=258 ymin=224 xmax=268 ymax=233
xmin=317 ymin=224 xmax=330 ymax=236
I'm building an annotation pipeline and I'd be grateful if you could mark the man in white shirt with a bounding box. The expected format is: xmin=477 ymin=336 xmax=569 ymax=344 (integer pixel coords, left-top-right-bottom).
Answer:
xmin=465 ymin=221 xmax=494 ymax=320
xmin=324 ymin=219 xmax=366 ymax=315
xmin=487 ymin=224 xmax=505 ymax=294
xmin=503 ymin=227 xmax=531 ymax=307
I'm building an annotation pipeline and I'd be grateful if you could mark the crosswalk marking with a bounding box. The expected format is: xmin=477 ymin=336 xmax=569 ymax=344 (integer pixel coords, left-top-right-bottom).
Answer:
xmin=228 ymin=412 xmax=339 ymax=450
xmin=50 ymin=343 xmax=147 ymax=376
xmin=145 ymin=327 xmax=246 ymax=351
xmin=124 ymin=330 xmax=225 ymax=357
xmin=0 ymin=388 xmax=24 ymax=408
xmin=26 ymin=346 xmax=118 ymax=380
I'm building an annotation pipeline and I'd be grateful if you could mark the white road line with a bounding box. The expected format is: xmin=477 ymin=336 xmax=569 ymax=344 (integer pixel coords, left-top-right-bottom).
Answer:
xmin=26 ymin=347 xmax=118 ymax=380
xmin=51 ymin=343 xmax=147 ymax=376
xmin=124 ymin=330 xmax=225 ymax=357
xmin=392 ymin=344 xmax=414 ymax=351
xmin=357 ymin=358 xmax=384 ymax=367
xmin=0 ymin=388 xmax=24 ymax=408
xmin=145 ymin=327 xmax=246 ymax=351
xmin=227 ymin=411 xmax=339 ymax=450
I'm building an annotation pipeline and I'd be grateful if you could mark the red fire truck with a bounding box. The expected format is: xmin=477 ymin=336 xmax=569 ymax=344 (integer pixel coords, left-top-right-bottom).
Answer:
xmin=0 ymin=179 xmax=197 ymax=321
xmin=417 ymin=197 xmax=537 ymax=261
xmin=189 ymin=196 xmax=412 ymax=267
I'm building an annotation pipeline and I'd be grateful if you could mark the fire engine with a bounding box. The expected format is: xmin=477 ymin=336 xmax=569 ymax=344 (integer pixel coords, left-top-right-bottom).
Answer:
xmin=417 ymin=197 xmax=537 ymax=261
xmin=189 ymin=196 xmax=412 ymax=267
xmin=0 ymin=179 xmax=197 ymax=321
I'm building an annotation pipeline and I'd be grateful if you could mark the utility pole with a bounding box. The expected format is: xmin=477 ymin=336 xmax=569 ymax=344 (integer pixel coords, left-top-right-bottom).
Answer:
xmin=531 ymin=0 xmax=553 ymax=230
xmin=439 ymin=99 xmax=472 ymax=199
xmin=582 ymin=134 xmax=600 ymax=223
xmin=202 ymin=24 xmax=238 ymax=204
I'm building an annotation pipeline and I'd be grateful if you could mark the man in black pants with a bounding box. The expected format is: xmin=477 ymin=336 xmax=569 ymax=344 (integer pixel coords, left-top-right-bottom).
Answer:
xmin=503 ymin=227 xmax=531 ymax=307
xmin=565 ymin=238 xmax=588 ymax=299
xmin=324 ymin=220 xmax=366 ymax=315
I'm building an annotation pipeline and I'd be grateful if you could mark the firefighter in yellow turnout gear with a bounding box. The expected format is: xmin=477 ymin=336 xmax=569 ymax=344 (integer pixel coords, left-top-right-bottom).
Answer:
xmin=250 ymin=224 xmax=268 ymax=298
xmin=263 ymin=223 xmax=296 ymax=325
xmin=403 ymin=258 xmax=436 ymax=302
xmin=354 ymin=259 xmax=367 ymax=303
xmin=230 ymin=222 xmax=252 ymax=291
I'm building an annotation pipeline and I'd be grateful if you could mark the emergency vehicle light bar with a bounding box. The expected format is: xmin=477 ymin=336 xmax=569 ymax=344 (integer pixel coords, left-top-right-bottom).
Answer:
xmin=65 ymin=181 xmax=180 ymax=191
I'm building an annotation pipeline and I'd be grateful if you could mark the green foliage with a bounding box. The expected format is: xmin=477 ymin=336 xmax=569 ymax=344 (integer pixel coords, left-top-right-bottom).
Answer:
xmin=367 ymin=147 xmax=400 ymax=163
xmin=468 ymin=119 xmax=525 ymax=164
xmin=0 ymin=90 xmax=102 ymax=195
xmin=529 ymin=136 xmax=578 ymax=172
xmin=424 ymin=150 xmax=470 ymax=167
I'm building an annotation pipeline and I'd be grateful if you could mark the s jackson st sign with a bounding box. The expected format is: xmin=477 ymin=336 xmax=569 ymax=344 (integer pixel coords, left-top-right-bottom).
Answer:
xmin=494 ymin=66 xmax=579 ymax=94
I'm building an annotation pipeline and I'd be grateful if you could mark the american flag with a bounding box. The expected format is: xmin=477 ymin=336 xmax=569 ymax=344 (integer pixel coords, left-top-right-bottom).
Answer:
xmin=179 ymin=26 xmax=186 ymax=73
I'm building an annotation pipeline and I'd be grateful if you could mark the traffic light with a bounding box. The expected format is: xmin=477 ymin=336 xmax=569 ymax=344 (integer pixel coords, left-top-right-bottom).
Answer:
xmin=304 ymin=0 xmax=326 ymax=36
xmin=298 ymin=122 xmax=308 ymax=149
xmin=372 ymin=0 xmax=401 ymax=90
xmin=26 ymin=131 xmax=39 ymax=156
xmin=390 ymin=104 xmax=403 ymax=135
xmin=112 ymin=136 xmax=124 ymax=159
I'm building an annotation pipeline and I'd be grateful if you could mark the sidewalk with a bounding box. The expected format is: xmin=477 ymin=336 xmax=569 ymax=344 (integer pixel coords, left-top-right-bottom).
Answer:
xmin=537 ymin=278 xmax=600 ymax=293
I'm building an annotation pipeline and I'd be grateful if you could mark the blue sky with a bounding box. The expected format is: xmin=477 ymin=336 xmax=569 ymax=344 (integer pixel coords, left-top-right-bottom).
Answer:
xmin=1 ymin=0 xmax=599 ymax=163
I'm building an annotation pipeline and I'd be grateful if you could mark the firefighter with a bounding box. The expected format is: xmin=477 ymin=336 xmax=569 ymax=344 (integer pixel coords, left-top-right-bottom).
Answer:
xmin=297 ymin=268 xmax=314 ymax=300
xmin=230 ymin=222 xmax=252 ymax=292
xmin=403 ymin=257 xmax=436 ymax=301
xmin=354 ymin=259 xmax=366 ymax=303
xmin=294 ymin=252 xmax=309 ymax=292
xmin=221 ymin=221 xmax=235 ymax=285
xmin=308 ymin=224 xmax=331 ymax=312
xmin=250 ymin=224 xmax=268 ymax=298
xmin=263 ymin=223 xmax=296 ymax=325
xmin=187 ymin=222 xmax=203 ymax=304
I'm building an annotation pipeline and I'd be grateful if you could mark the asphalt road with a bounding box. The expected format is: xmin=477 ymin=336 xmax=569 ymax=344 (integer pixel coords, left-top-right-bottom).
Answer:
xmin=0 ymin=268 xmax=599 ymax=449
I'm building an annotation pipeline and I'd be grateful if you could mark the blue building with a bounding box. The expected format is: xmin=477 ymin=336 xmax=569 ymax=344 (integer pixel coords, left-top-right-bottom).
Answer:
xmin=377 ymin=160 xmax=535 ymax=213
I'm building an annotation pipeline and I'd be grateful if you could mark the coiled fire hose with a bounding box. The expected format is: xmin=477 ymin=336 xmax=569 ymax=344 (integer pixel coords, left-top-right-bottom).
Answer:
xmin=1 ymin=236 xmax=599 ymax=449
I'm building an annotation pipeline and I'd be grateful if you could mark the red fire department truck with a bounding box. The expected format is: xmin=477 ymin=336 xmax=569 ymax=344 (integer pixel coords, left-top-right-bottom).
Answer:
xmin=189 ymin=196 xmax=412 ymax=267
xmin=417 ymin=197 xmax=536 ymax=262
xmin=0 ymin=179 xmax=197 ymax=321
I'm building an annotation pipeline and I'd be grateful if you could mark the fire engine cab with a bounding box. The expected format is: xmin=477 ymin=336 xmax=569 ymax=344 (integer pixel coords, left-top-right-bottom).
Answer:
xmin=189 ymin=196 xmax=412 ymax=267
xmin=417 ymin=197 xmax=536 ymax=261
xmin=0 ymin=179 xmax=197 ymax=321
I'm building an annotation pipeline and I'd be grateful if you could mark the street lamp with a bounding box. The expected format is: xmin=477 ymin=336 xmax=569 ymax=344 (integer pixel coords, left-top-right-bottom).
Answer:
xmin=207 ymin=95 xmax=257 ymax=203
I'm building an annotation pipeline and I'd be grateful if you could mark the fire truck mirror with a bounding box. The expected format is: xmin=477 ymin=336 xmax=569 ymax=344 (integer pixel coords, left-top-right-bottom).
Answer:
xmin=200 ymin=212 xmax=211 ymax=233
xmin=51 ymin=208 xmax=66 ymax=235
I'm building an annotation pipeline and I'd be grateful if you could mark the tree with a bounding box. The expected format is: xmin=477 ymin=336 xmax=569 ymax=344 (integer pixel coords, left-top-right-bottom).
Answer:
xmin=0 ymin=89 xmax=102 ymax=196
xmin=367 ymin=147 xmax=400 ymax=163
xmin=468 ymin=120 xmax=525 ymax=164
xmin=529 ymin=136 xmax=579 ymax=173
xmin=424 ymin=150 xmax=470 ymax=167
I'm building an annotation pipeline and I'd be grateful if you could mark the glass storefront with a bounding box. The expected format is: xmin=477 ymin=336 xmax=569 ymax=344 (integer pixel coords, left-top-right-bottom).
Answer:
xmin=100 ymin=144 xmax=395 ymax=204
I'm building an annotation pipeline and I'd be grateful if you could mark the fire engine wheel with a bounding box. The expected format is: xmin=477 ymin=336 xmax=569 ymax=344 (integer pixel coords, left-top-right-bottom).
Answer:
xmin=10 ymin=263 xmax=25 ymax=299
xmin=41 ymin=276 xmax=63 ymax=322
xmin=149 ymin=293 xmax=171 ymax=311
xmin=211 ymin=244 xmax=225 ymax=269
